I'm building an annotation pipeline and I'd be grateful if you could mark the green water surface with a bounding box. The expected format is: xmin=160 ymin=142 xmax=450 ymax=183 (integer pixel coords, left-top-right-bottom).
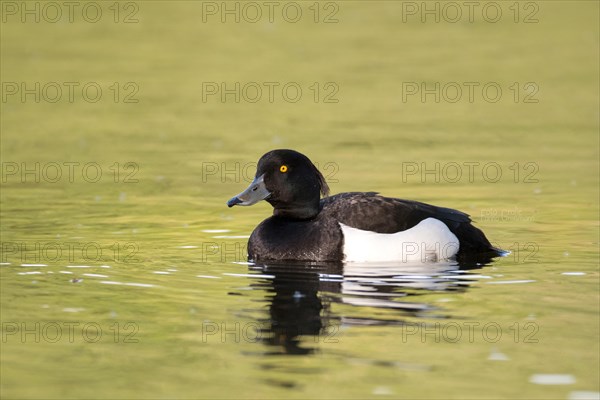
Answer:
xmin=1 ymin=1 xmax=598 ymax=399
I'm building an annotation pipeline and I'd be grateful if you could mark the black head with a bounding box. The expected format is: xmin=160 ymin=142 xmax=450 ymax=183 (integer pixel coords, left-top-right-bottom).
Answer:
xmin=227 ymin=149 xmax=330 ymax=219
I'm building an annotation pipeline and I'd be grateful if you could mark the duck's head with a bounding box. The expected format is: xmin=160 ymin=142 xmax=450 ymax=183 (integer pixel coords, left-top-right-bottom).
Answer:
xmin=227 ymin=149 xmax=330 ymax=219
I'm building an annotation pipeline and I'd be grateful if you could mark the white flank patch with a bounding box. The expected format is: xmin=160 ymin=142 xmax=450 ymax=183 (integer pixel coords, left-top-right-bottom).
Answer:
xmin=340 ymin=218 xmax=459 ymax=263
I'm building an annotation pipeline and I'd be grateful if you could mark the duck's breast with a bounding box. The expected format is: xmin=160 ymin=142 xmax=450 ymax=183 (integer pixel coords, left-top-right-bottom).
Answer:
xmin=248 ymin=216 xmax=344 ymax=262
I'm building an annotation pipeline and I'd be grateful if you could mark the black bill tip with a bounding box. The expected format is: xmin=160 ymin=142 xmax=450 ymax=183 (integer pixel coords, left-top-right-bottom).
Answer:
xmin=227 ymin=197 xmax=242 ymax=207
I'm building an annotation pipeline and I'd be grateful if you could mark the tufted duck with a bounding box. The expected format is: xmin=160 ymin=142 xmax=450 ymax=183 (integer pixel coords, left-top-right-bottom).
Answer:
xmin=227 ymin=149 xmax=504 ymax=263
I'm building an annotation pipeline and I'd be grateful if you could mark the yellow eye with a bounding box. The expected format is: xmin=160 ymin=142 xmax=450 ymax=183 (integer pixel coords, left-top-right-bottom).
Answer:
xmin=279 ymin=165 xmax=288 ymax=173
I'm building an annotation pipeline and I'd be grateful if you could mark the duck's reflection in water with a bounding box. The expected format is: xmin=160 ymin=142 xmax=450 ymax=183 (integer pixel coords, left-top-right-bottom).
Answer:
xmin=245 ymin=256 xmax=497 ymax=355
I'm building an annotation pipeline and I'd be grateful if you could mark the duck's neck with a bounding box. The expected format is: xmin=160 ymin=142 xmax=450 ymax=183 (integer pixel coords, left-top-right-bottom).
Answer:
xmin=272 ymin=204 xmax=320 ymax=220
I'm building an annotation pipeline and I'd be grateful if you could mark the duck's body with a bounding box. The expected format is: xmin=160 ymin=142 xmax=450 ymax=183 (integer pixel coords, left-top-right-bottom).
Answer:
xmin=227 ymin=150 xmax=502 ymax=264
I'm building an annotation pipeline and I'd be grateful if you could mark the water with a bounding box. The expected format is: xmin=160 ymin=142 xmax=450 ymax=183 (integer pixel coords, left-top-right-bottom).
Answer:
xmin=1 ymin=1 xmax=599 ymax=399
